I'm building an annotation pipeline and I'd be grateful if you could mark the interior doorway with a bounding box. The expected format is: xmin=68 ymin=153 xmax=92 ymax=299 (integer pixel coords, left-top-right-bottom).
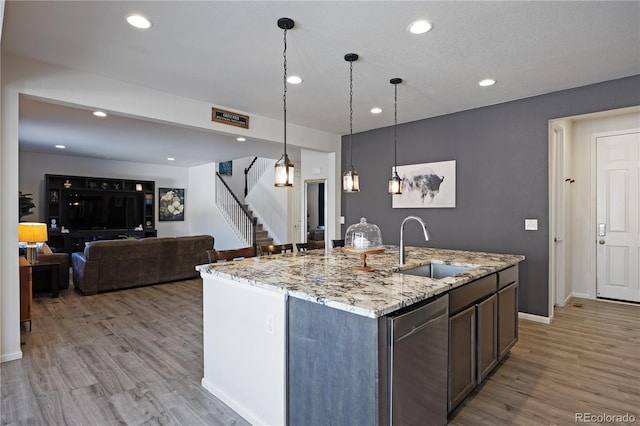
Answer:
xmin=549 ymin=107 xmax=640 ymax=319
xmin=304 ymin=180 xmax=327 ymax=245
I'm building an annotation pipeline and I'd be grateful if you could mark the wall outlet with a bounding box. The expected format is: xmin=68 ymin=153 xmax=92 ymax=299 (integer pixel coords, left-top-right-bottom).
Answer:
xmin=525 ymin=219 xmax=538 ymax=231
xmin=265 ymin=313 xmax=275 ymax=335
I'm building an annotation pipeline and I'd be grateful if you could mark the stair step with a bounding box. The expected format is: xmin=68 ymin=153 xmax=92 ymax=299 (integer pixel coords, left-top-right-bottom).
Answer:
xmin=256 ymin=230 xmax=268 ymax=238
xmin=256 ymin=237 xmax=273 ymax=246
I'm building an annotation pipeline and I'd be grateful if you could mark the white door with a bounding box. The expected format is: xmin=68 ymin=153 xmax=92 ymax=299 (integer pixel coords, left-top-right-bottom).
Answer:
xmin=290 ymin=167 xmax=302 ymax=243
xmin=596 ymin=131 xmax=640 ymax=302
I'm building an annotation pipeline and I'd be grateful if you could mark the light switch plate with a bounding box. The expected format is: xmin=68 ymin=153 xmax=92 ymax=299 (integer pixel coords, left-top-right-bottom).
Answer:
xmin=525 ymin=219 xmax=538 ymax=231
xmin=340 ymin=216 xmax=345 ymax=224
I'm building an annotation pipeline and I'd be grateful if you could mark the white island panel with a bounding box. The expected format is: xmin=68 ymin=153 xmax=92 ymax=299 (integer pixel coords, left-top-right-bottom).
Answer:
xmin=202 ymin=274 xmax=286 ymax=426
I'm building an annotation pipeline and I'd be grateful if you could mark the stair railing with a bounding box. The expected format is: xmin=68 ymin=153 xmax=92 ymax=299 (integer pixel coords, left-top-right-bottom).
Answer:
xmin=215 ymin=172 xmax=257 ymax=250
xmin=244 ymin=157 xmax=258 ymax=197
xmin=245 ymin=157 xmax=272 ymax=197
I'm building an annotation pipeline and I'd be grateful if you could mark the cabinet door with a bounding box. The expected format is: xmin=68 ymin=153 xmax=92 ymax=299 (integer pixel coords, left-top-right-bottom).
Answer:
xmin=498 ymin=282 xmax=518 ymax=359
xmin=476 ymin=294 xmax=498 ymax=382
xmin=448 ymin=305 xmax=476 ymax=413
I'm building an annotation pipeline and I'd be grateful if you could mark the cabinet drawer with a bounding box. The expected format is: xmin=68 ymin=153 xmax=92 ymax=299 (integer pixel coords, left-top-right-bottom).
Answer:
xmin=498 ymin=265 xmax=518 ymax=289
xmin=449 ymin=274 xmax=497 ymax=315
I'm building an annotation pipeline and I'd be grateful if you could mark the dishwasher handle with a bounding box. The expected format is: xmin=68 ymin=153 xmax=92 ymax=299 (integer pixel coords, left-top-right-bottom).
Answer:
xmin=394 ymin=306 xmax=447 ymax=343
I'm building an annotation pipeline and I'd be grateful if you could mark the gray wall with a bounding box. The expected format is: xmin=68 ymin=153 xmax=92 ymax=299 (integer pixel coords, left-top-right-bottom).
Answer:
xmin=341 ymin=75 xmax=640 ymax=317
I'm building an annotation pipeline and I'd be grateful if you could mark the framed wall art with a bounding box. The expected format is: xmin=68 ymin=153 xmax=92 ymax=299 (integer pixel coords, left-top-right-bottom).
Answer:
xmin=159 ymin=188 xmax=185 ymax=221
xmin=392 ymin=160 xmax=456 ymax=208
xmin=218 ymin=161 xmax=233 ymax=176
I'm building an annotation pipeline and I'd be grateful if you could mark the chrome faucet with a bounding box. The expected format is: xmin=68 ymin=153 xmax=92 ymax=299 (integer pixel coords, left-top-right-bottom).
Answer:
xmin=399 ymin=216 xmax=430 ymax=265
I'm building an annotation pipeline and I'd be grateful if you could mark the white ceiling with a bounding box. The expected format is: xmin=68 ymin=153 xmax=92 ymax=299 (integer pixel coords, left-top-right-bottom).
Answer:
xmin=4 ymin=1 xmax=640 ymax=167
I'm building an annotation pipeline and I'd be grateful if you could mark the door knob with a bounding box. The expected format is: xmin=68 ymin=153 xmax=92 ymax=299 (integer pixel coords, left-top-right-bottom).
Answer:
xmin=599 ymin=239 xmax=605 ymax=245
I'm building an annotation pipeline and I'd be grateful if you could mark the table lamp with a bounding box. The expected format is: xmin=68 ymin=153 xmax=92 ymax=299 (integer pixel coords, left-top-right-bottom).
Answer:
xmin=18 ymin=222 xmax=48 ymax=264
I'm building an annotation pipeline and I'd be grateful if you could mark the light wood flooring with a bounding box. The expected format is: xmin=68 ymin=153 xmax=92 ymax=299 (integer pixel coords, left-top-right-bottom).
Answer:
xmin=2 ymin=280 xmax=639 ymax=425
xmin=449 ymin=298 xmax=640 ymax=426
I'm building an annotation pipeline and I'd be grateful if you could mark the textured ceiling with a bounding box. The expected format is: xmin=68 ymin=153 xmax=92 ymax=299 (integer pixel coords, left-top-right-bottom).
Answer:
xmin=4 ymin=1 xmax=640 ymax=166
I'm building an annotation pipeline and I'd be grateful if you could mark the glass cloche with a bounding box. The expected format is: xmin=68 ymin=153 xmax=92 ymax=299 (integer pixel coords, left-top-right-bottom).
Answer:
xmin=345 ymin=217 xmax=383 ymax=252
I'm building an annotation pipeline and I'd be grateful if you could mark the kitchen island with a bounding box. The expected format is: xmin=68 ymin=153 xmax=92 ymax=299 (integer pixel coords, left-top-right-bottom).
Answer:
xmin=197 ymin=246 xmax=524 ymax=426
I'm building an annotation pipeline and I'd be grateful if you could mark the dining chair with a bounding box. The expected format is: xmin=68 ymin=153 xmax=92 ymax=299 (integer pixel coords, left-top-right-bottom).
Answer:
xmin=208 ymin=246 xmax=255 ymax=262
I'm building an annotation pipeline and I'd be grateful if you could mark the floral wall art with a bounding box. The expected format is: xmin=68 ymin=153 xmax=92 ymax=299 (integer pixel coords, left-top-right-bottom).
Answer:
xmin=392 ymin=160 xmax=456 ymax=208
xmin=159 ymin=188 xmax=185 ymax=221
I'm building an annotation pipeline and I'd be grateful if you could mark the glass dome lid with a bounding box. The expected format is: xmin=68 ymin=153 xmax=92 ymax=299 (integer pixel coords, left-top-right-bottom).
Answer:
xmin=345 ymin=217 xmax=383 ymax=251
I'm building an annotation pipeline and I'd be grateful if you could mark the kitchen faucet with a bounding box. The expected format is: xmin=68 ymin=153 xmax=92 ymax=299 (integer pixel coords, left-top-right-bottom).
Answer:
xmin=399 ymin=216 xmax=430 ymax=265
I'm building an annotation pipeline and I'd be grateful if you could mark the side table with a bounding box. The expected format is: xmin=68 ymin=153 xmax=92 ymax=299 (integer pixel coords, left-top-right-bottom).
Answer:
xmin=19 ymin=257 xmax=32 ymax=332
xmin=31 ymin=259 xmax=60 ymax=298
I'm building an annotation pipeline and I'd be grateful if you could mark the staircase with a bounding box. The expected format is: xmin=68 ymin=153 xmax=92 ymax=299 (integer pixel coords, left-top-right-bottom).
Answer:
xmin=215 ymin=158 xmax=280 ymax=248
xmin=245 ymin=205 xmax=273 ymax=246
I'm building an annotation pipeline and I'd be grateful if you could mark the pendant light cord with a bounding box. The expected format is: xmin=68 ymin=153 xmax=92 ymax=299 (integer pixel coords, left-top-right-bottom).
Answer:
xmin=282 ymin=27 xmax=288 ymax=157
xmin=349 ymin=59 xmax=354 ymax=169
xmin=394 ymin=83 xmax=398 ymax=173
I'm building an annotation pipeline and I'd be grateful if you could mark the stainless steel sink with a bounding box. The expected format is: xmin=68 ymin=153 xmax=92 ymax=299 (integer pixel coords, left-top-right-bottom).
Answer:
xmin=398 ymin=263 xmax=474 ymax=279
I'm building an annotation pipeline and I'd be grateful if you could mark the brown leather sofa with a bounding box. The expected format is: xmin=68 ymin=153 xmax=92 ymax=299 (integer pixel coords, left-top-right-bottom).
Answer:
xmin=71 ymin=235 xmax=213 ymax=295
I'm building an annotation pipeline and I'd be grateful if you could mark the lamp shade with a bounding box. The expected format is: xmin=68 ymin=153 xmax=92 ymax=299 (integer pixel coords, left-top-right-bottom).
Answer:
xmin=274 ymin=154 xmax=294 ymax=187
xmin=18 ymin=222 xmax=48 ymax=243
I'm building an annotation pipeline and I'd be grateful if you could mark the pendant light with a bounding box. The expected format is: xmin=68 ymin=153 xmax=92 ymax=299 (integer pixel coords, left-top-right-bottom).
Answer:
xmin=274 ymin=17 xmax=295 ymax=187
xmin=343 ymin=53 xmax=360 ymax=193
xmin=388 ymin=78 xmax=403 ymax=195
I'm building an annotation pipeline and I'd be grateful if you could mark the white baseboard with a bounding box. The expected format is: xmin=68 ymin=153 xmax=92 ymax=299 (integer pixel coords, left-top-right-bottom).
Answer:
xmin=518 ymin=312 xmax=551 ymax=324
xmin=571 ymin=292 xmax=592 ymax=299
xmin=1 ymin=350 xmax=23 ymax=363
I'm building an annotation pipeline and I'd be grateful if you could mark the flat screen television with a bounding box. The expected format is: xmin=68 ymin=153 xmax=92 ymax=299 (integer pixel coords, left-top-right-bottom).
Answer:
xmin=65 ymin=192 xmax=143 ymax=230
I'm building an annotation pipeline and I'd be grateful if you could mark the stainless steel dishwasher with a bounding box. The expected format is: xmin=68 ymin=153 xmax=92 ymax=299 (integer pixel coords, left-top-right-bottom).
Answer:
xmin=388 ymin=294 xmax=449 ymax=426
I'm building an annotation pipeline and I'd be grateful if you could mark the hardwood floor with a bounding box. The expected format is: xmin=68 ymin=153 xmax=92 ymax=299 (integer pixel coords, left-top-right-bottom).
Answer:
xmin=2 ymin=279 xmax=249 ymax=426
xmin=2 ymin=281 xmax=639 ymax=426
xmin=449 ymin=298 xmax=640 ymax=426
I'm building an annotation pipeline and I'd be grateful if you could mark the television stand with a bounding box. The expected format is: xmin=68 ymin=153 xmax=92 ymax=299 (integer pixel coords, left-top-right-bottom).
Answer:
xmin=48 ymin=229 xmax=157 ymax=254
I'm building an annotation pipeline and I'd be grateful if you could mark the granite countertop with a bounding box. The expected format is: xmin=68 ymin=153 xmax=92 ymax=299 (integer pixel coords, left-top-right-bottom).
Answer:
xmin=196 ymin=246 xmax=524 ymax=318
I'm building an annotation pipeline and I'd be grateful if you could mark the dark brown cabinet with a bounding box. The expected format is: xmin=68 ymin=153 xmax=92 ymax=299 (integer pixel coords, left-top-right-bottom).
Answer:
xmin=498 ymin=266 xmax=519 ymax=359
xmin=448 ymin=305 xmax=476 ymax=411
xmin=448 ymin=266 xmax=519 ymax=414
xmin=477 ymin=294 xmax=498 ymax=382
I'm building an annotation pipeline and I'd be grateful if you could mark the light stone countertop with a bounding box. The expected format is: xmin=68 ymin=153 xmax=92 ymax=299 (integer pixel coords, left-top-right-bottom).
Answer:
xmin=196 ymin=246 xmax=524 ymax=318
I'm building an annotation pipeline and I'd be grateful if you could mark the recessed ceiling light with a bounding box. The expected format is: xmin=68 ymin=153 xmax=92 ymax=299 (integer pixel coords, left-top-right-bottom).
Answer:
xmin=126 ymin=14 xmax=152 ymax=29
xmin=236 ymin=137 xmax=246 ymax=142
xmin=408 ymin=20 xmax=433 ymax=35
xmin=370 ymin=107 xmax=383 ymax=114
xmin=93 ymin=111 xmax=107 ymax=117
xmin=287 ymin=76 xmax=303 ymax=84
xmin=167 ymin=157 xmax=175 ymax=161
xmin=55 ymin=145 xmax=66 ymax=149
xmin=479 ymin=78 xmax=496 ymax=87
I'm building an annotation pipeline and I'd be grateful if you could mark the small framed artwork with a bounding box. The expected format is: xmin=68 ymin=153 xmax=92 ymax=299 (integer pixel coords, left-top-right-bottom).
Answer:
xmin=392 ymin=160 xmax=456 ymax=208
xmin=159 ymin=188 xmax=185 ymax=221
xmin=218 ymin=160 xmax=233 ymax=176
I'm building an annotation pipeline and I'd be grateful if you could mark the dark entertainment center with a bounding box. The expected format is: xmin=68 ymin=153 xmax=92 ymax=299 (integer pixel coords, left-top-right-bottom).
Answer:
xmin=45 ymin=174 xmax=157 ymax=254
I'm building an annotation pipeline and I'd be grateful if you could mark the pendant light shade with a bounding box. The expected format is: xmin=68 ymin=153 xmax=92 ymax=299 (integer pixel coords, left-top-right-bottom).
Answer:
xmin=388 ymin=78 xmax=403 ymax=195
xmin=274 ymin=17 xmax=295 ymax=188
xmin=343 ymin=53 xmax=360 ymax=193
